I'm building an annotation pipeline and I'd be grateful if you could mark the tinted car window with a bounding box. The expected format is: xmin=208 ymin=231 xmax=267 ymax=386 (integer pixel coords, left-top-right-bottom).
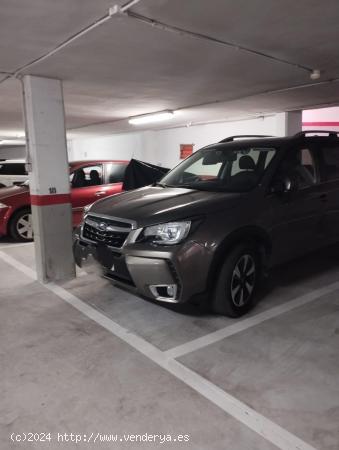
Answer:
xmin=299 ymin=148 xmax=317 ymax=187
xmin=71 ymin=165 xmax=103 ymax=188
xmin=161 ymin=146 xmax=276 ymax=192
xmin=322 ymin=146 xmax=339 ymax=181
xmin=276 ymin=148 xmax=317 ymax=190
xmin=107 ymin=163 xmax=127 ymax=183
xmin=0 ymin=163 xmax=27 ymax=175
xmin=183 ymin=158 xmax=221 ymax=180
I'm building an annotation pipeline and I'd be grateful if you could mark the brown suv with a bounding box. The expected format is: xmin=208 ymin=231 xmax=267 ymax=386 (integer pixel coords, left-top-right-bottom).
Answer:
xmin=73 ymin=131 xmax=339 ymax=317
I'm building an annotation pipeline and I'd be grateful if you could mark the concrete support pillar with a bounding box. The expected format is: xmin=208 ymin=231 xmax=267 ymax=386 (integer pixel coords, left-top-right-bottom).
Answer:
xmin=22 ymin=75 xmax=75 ymax=283
xmin=275 ymin=111 xmax=302 ymax=137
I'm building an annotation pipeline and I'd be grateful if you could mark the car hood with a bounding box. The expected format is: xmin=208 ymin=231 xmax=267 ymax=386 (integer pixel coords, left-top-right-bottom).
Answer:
xmin=0 ymin=185 xmax=29 ymax=202
xmin=90 ymin=186 xmax=244 ymax=227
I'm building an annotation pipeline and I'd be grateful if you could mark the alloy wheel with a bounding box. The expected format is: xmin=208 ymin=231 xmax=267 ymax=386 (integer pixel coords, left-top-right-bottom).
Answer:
xmin=230 ymin=254 xmax=256 ymax=307
xmin=16 ymin=213 xmax=33 ymax=240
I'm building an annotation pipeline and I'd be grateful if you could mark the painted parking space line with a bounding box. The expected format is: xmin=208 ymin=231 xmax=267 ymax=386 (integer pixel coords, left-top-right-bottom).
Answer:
xmin=0 ymin=249 xmax=319 ymax=450
xmin=0 ymin=251 xmax=37 ymax=279
xmin=0 ymin=247 xmax=86 ymax=278
xmin=164 ymin=281 xmax=339 ymax=359
xmin=77 ymin=270 xmax=88 ymax=277
xmin=0 ymin=242 xmax=34 ymax=250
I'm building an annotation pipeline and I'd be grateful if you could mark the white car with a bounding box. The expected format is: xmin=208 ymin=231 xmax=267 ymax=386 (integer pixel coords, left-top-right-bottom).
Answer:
xmin=0 ymin=160 xmax=28 ymax=188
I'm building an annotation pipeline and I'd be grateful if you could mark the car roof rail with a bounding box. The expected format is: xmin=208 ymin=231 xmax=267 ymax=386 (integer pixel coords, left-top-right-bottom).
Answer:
xmin=295 ymin=130 xmax=339 ymax=138
xmin=219 ymin=135 xmax=274 ymax=143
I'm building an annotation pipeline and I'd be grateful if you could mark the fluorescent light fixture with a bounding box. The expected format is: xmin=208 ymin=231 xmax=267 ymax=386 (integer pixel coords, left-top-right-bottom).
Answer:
xmin=129 ymin=111 xmax=175 ymax=125
xmin=0 ymin=139 xmax=26 ymax=146
xmin=0 ymin=130 xmax=25 ymax=139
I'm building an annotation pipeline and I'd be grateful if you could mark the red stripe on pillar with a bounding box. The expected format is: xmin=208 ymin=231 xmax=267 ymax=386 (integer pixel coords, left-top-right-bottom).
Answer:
xmin=302 ymin=122 xmax=339 ymax=127
xmin=30 ymin=194 xmax=71 ymax=206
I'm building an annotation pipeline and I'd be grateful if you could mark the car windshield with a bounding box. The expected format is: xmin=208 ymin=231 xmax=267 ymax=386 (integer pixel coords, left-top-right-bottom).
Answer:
xmin=160 ymin=146 xmax=277 ymax=192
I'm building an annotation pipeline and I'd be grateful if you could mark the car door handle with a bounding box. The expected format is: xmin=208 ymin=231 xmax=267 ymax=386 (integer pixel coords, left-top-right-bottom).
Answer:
xmin=319 ymin=193 xmax=327 ymax=202
xmin=95 ymin=191 xmax=106 ymax=197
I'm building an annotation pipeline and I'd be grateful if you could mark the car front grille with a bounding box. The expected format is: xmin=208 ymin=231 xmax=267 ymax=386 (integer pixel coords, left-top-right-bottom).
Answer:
xmin=82 ymin=215 xmax=132 ymax=249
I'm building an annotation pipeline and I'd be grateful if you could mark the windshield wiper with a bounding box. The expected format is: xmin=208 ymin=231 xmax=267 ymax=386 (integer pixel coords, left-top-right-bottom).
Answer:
xmin=175 ymin=183 xmax=197 ymax=189
xmin=175 ymin=183 xmax=232 ymax=192
xmin=154 ymin=181 xmax=168 ymax=187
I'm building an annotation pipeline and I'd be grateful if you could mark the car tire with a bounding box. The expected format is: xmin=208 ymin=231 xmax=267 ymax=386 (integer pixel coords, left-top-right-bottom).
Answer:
xmin=9 ymin=207 xmax=33 ymax=242
xmin=212 ymin=243 xmax=261 ymax=317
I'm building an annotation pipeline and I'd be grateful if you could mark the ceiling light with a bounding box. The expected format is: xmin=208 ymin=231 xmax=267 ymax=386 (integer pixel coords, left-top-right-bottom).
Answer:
xmin=310 ymin=69 xmax=321 ymax=80
xmin=129 ymin=111 xmax=175 ymax=125
xmin=0 ymin=130 xmax=25 ymax=139
xmin=0 ymin=139 xmax=26 ymax=146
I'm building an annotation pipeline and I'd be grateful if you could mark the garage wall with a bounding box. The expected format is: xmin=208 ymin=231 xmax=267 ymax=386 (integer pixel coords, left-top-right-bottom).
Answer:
xmin=141 ymin=115 xmax=278 ymax=168
xmin=67 ymin=133 xmax=145 ymax=163
xmin=2 ymin=109 xmax=339 ymax=164
xmin=69 ymin=115 xmax=278 ymax=168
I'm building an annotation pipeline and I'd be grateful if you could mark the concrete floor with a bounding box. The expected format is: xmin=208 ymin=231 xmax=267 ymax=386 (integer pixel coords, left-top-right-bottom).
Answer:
xmin=1 ymin=239 xmax=339 ymax=450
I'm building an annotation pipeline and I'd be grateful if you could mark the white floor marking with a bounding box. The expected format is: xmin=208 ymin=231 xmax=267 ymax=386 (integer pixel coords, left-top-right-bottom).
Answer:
xmin=165 ymin=280 xmax=339 ymax=359
xmin=0 ymin=249 xmax=320 ymax=450
xmin=0 ymin=242 xmax=34 ymax=250
xmin=75 ymin=267 xmax=88 ymax=277
xmin=77 ymin=271 xmax=88 ymax=277
xmin=0 ymin=251 xmax=37 ymax=279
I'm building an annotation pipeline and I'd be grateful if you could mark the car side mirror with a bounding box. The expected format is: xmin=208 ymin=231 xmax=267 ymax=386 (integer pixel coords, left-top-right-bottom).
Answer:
xmin=271 ymin=176 xmax=298 ymax=195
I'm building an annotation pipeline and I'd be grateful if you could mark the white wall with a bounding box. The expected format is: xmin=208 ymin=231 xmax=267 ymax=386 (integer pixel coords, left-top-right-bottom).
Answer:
xmin=3 ymin=107 xmax=338 ymax=164
xmin=68 ymin=133 xmax=145 ymax=163
xmin=70 ymin=115 xmax=279 ymax=168
xmin=1 ymin=108 xmax=336 ymax=164
xmin=143 ymin=115 xmax=281 ymax=168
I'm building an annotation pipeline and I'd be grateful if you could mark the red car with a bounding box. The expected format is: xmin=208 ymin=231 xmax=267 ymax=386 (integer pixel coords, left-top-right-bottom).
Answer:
xmin=0 ymin=160 xmax=128 ymax=241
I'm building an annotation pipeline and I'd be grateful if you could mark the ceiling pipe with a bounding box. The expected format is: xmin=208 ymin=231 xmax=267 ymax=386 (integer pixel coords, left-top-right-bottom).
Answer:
xmin=13 ymin=0 xmax=142 ymax=78
xmin=0 ymin=74 xmax=11 ymax=84
xmin=0 ymin=2 xmax=324 ymax=86
xmin=69 ymin=77 xmax=339 ymax=132
xmin=0 ymin=0 xmax=333 ymax=132
xmin=1 ymin=0 xmax=316 ymax=85
xmin=124 ymin=11 xmax=316 ymax=76
xmin=0 ymin=0 xmax=143 ymax=83
xmin=0 ymin=71 xmax=12 ymax=84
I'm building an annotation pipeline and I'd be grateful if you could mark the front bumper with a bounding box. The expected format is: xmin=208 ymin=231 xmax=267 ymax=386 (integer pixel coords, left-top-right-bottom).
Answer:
xmin=73 ymin=227 xmax=211 ymax=304
xmin=0 ymin=205 xmax=12 ymax=237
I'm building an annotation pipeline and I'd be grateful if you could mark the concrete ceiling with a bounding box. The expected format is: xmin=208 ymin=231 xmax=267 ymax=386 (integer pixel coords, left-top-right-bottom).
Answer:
xmin=0 ymin=0 xmax=339 ymax=138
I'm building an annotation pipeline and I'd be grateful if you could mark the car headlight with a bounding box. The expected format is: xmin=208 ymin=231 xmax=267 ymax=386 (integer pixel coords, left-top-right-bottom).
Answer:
xmin=143 ymin=221 xmax=191 ymax=245
xmin=82 ymin=203 xmax=93 ymax=220
xmin=0 ymin=203 xmax=8 ymax=209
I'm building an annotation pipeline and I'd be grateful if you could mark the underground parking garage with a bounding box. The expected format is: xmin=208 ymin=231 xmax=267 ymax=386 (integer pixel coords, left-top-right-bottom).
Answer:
xmin=1 ymin=1 xmax=339 ymax=449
